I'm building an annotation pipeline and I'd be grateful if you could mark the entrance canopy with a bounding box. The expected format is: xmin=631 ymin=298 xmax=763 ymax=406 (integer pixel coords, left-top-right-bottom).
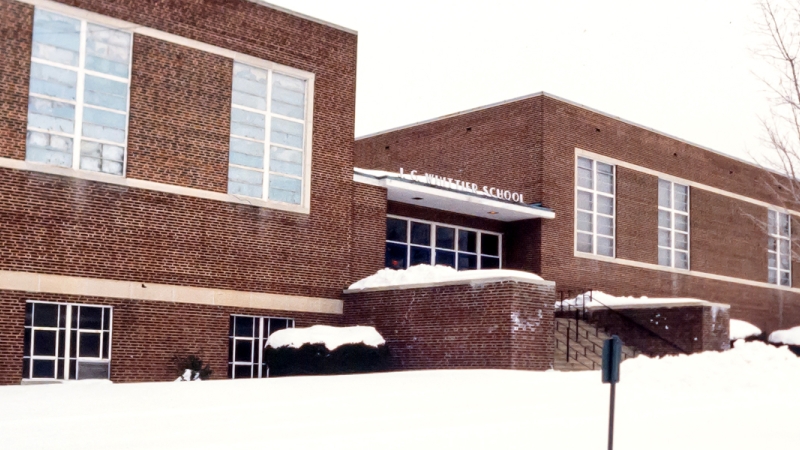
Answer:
xmin=354 ymin=168 xmax=555 ymax=221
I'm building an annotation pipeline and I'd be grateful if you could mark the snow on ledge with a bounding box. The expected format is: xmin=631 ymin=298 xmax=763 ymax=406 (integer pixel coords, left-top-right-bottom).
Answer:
xmin=768 ymin=326 xmax=800 ymax=346
xmin=729 ymin=319 xmax=762 ymax=341
xmin=266 ymin=325 xmax=385 ymax=351
xmin=345 ymin=265 xmax=551 ymax=293
xmin=557 ymin=291 xmax=729 ymax=310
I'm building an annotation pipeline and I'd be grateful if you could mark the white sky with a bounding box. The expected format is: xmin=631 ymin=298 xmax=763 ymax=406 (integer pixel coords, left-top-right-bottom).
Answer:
xmin=268 ymin=0 xmax=777 ymax=163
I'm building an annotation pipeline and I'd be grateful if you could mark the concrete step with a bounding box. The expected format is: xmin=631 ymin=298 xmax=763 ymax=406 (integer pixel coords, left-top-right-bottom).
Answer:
xmin=552 ymin=317 xmax=641 ymax=372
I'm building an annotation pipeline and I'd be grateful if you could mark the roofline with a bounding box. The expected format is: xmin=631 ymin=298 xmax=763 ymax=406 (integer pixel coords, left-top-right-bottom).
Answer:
xmin=246 ymin=0 xmax=358 ymax=35
xmin=355 ymin=91 xmax=774 ymax=176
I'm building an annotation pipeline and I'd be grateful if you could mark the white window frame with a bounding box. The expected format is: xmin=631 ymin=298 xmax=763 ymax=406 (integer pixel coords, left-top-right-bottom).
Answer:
xmin=768 ymin=210 xmax=791 ymax=287
xmin=228 ymin=62 xmax=315 ymax=211
xmin=574 ymin=156 xmax=616 ymax=257
xmin=26 ymin=7 xmax=133 ymax=176
xmin=228 ymin=314 xmax=294 ymax=379
xmin=385 ymin=215 xmax=503 ymax=270
xmin=658 ymin=179 xmax=690 ymax=270
xmin=23 ymin=300 xmax=113 ymax=381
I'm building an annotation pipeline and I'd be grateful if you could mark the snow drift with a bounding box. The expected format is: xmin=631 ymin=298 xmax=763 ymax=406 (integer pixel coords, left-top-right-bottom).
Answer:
xmin=347 ymin=264 xmax=544 ymax=291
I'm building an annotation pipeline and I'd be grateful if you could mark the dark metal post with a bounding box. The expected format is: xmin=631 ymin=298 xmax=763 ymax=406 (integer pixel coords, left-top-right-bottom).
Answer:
xmin=575 ymin=309 xmax=579 ymax=341
xmin=608 ymin=382 xmax=616 ymax=450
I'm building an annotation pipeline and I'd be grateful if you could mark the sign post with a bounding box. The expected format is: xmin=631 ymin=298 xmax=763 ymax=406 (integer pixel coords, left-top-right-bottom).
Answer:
xmin=602 ymin=335 xmax=622 ymax=450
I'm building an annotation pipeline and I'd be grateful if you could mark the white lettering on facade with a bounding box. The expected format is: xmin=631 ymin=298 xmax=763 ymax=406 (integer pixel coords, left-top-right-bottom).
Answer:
xmin=398 ymin=168 xmax=526 ymax=204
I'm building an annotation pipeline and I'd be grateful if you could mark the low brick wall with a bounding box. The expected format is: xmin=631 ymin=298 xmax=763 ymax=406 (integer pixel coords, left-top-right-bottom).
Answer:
xmin=583 ymin=303 xmax=730 ymax=356
xmin=343 ymin=278 xmax=556 ymax=371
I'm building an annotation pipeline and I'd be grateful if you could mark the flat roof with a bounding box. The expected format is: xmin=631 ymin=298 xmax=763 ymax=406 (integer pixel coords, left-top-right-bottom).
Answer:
xmin=355 ymin=91 xmax=773 ymax=177
xmin=247 ymin=0 xmax=357 ymax=35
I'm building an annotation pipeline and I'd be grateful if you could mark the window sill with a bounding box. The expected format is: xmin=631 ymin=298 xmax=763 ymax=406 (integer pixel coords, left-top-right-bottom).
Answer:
xmin=0 ymin=157 xmax=310 ymax=215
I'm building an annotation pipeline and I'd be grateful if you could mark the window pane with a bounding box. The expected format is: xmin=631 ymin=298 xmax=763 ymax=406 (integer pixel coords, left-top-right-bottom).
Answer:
xmin=28 ymin=97 xmax=75 ymax=134
xmin=458 ymin=230 xmax=477 ymax=253
xmin=780 ymin=271 xmax=791 ymax=286
xmin=76 ymin=361 xmax=109 ymax=380
xmin=85 ymin=23 xmax=132 ymax=78
xmin=674 ymin=184 xmax=689 ymax=212
xmin=481 ymin=256 xmax=500 ymax=269
xmin=228 ymin=180 xmax=262 ymax=198
xmin=768 ymin=268 xmax=777 ymax=284
xmin=658 ymin=180 xmax=672 ymax=208
xmin=33 ymin=330 xmax=57 ymax=356
xmin=234 ymin=339 xmax=253 ymax=362
xmin=386 ymin=218 xmax=407 ymax=242
xmin=80 ymin=141 xmax=124 ymax=175
xmin=577 ymin=190 xmax=593 ymax=211
xmin=780 ymin=239 xmax=790 ymax=260
xmin=658 ymin=229 xmax=671 ymax=247
xmin=268 ymin=174 xmax=302 ymax=204
xmin=26 ymin=131 xmax=73 ymax=167
xmin=33 ymin=303 xmax=59 ymax=327
xmin=658 ymin=210 xmax=671 ymax=228
xmin=577 ymin=156 xmax=593 ymax=170
xmin=435 ymin=250 xmax=455 ymax=268
xmin=234 ymin=317 xmax=255 ymax=337
xmin=84 ymin=75 xmax=128 ymax=111
xmin=82 ymin=107 xmax=127 ymax=143
xmin=410 ymin=222 xmax=431 ymax=246
xmin=674 ymin=232 xmax=688 ymax=251
xmin=768 ymin=236 xmax=777 ymax=252
xmin=576 ymin=232 xmax=592 ymax=253
xmin=32 ymin=10 xmax=81 ymax=67
xmin=270 ymin=117 xmax=304 ymax=149
xmin=597 ymin=237 xmax=614 ymax=257
xmin=78 ymin=333 xmax=101 ymax=358
xmin=780 ymin=213 xmax=790 ymax=238
xmin=228 ymin=166 xmax=263 ymax=198
xmin=597 ymin=172 xmax=614 ymax=194
xmin=271 ymin=73 xmax=305 ymax=119
xmin=675 ymin=214 xmax=688 ymax=232
xmin=32 ymin=359 xmax=55 ymax=378
xmin=229 ymin=138 xmax=265 ymax=169
xmin=658 ymin=248 xmax=671 ymax=266
xmin=435 ymin=227 xmax=455 ymax=249
xmin=24 ymin=329 xmax=32 ymax=357
xmin=79 ymin=307 xmax=103 ymax=330
xmin=385 ymin=242 xmax=407 ymax=269
xmin=577 ymin=167 xmax=593 ymax=189
xmin=410 ymin=246 xmax=431 ymax=266
xmin=768 ymin=252 xmax=777 ymax=268
xmin=269 ymin=318 xmax=290 ymax=335
xmin=597 ymin=216 xmax=614 ymax=237
xmin=29 ymin=62 xmax=77 ymax=100
xmin=597 ymin=195 xmax=613 ymax=216
xmin=457 ymin=253 xmax=477 ymax=270
xmin=780 ymin=254 xmax=790 ymax=271
xmin=232 ymin=63 xmax=268 ymax=110
xmin=269 ymin=146 xmax=302 ymax=177
xmin=768 ymin=210 xmax=777 ymax=235
xmin=231 ymin=108 xmax=266 ymax=141
xmin=233 ymin=365 xmax=252 ymax=379
xmin=675 ymin=251 xmax=689 ymax=269
xmin=481 ymin=234 xmax=500 ymax=256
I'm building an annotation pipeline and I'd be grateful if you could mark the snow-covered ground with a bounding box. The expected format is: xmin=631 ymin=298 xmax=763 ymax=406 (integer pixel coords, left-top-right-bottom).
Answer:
xmin=0 ymin=341 xmax=798 ymax=449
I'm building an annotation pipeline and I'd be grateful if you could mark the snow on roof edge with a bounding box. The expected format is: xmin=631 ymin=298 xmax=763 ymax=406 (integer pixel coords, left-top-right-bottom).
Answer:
xmin=266 ymin=325 xmax=385 ymax=351
xmin=345 ymin=266 xmax=552 ymax=293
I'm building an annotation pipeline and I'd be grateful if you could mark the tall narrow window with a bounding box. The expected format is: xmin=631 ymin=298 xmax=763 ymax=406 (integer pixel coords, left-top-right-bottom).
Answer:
xmin=228 ymin=315 xmax=294 ymax=379
xmin=384 ymin=217 xmax=502 ymax=270
xmin=23 ymin=301 xmax=112 ymax=381
xmin=768 ymin=210 xmax=791 ymax=286
xmin=228 ymin=62 xmax=309 ymax=206
xmin=26 ymin=9 xmax=132 ymax=175
xmin=575 ymin=156 xmax=615 ymax=257
xmin=658 ymin=180 xmax=690 ymax=269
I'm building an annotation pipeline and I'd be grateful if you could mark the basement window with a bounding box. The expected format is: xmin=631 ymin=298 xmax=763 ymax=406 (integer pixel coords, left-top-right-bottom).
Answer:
xmin=658 ymin=179 xmax=690 ymax=270
xmin=575 ymin=156 xmax=615 ymax=257
xmin=25 ymin=8 xmax=132 ymax=176
xmin=228 ymin=315 xmax=294 ymax=379
xmin=384 ymin=216 xmax=501 ymax=270
xmin=228 ymin=62 xmax=311 ymax=207
xmin=23 ymin=301 xmax=112 ymax=381
xmin=768 ymin=210 xmax=791 ymax=286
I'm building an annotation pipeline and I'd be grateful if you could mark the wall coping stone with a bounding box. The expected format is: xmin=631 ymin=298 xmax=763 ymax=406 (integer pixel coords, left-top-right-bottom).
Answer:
xmin=343 ymin=276 xmax=555 ymax=294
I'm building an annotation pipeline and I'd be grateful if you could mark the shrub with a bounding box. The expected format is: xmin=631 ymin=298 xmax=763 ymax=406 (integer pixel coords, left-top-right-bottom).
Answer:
xmin=265 ymin=342 xmax=389 ymax=377
xmin=172 ymin=354 xmax=213 ymax=381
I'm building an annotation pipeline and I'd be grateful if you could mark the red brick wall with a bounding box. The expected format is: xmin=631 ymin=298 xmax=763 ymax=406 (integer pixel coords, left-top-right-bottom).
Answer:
xmin=584 ymin=304 xmax=730 ymax=356
xmin=0 ymin=1 xmax=361 ymax=296
xmin=0 ymin=0 xmax=31 ymax=160
xmin=126 ymin=34 xmax=232 ymax=192
xmin=344 ymin=280 xmax=555 ymax=371
xmin=0 ymin=290 xmax=342 ymax=385
xmin=351 ymin=184 xmax=387 ymax=282
xmin=615 ymin=167 xmax=658 ymax=264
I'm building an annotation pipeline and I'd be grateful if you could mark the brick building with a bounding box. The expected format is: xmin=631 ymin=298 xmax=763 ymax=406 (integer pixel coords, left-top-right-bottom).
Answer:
xmin=0 ymin=0 xmax=788 ymax=384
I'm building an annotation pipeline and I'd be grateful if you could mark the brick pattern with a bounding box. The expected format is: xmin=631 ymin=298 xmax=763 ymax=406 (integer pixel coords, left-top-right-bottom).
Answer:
xmin=344 ymin=280 xmax=555 ymax=371
xmin=0 ymin=290 xmax=341 ymax=385
xmin=351 ymin=184 xmax=387 ymax=282
xmin=615 ymin=167 xmax=658 ymax=264
xmin=126 ymin=34 xmax=232 ymax=192
xmin=585 ymin=304 xmax=730 ymax=356
xmin=0 ymin=0 xmax=32 ymax=160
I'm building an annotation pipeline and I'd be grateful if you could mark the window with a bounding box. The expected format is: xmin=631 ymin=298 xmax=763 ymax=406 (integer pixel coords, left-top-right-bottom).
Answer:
xmin=228 ymin=315 xmax=294 ymax=379
xmin=23 ymin=301 xmax=112 ymax=380
xmin=25 ymin=9 xmax=132 ymax=175
xmin=384 ymin=216 xmax=501 ymax=270
xmin=228 ymin=62 xmax=309 ymax=206
xmin=575 ymin=156 xmax=615 ymax=256
xmin=768 ymin=210 xmax=791 ymax=286
xmin=658 ymin=180 xmax=690 ymax=269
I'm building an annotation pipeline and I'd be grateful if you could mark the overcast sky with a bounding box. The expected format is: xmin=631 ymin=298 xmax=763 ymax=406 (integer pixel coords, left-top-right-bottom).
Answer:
xmin=268 ymin=0 xmax=775 ymax=164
